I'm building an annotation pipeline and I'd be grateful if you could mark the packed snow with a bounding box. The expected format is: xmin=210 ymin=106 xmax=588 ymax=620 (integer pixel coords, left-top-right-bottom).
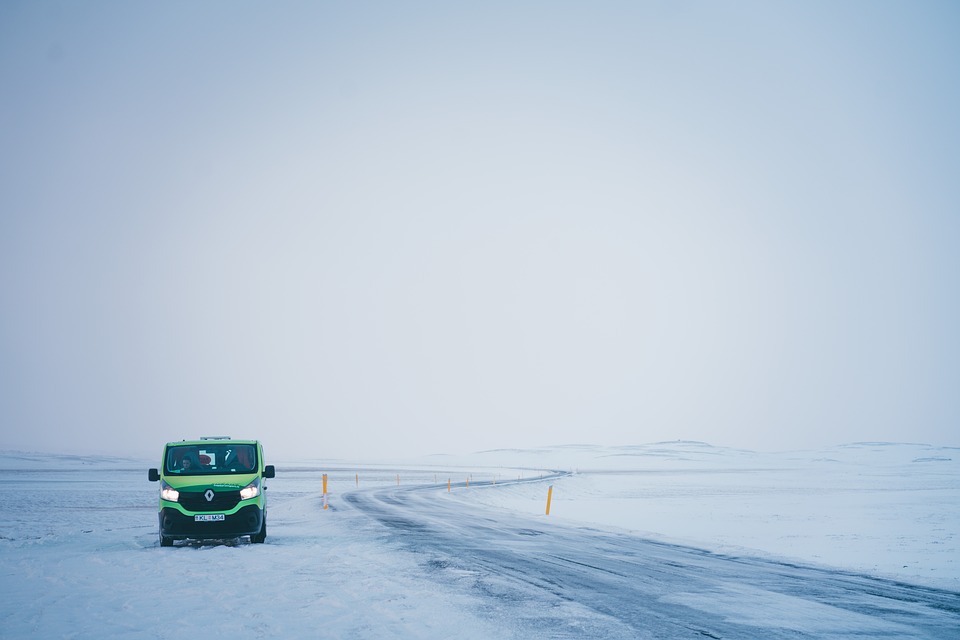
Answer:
xmin=443 ymin=441 xmax=960 ymax=590
xmin=0 ymin=442 xmax=957 ymax=638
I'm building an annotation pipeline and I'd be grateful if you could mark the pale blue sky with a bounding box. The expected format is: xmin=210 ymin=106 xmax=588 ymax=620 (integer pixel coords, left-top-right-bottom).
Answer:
xmin=2 ymin=1 xmax=958 ymax=460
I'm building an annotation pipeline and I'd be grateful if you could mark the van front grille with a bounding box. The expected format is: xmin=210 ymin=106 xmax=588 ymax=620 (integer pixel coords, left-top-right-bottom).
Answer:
xmin=179 ymin=490 xmax=241 ymax=512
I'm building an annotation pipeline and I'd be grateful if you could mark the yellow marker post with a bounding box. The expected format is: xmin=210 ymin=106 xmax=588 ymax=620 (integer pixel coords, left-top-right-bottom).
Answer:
xmin=466 ymin=476 xmax=469 ymax=488
xmin=356 ymin=473 xmax=359 ymax=488
xmin=322 ymin=474 xmax=329 ymax=510
xmin=545 ymin=485 xmax=553 ymax=516
xmin=447 ymin=478 xmax=451 ymax=492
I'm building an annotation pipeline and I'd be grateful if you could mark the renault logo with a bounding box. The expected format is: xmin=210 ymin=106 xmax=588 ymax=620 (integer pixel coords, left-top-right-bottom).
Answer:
xmin=204 ymin=489 xmax=215 ymax=502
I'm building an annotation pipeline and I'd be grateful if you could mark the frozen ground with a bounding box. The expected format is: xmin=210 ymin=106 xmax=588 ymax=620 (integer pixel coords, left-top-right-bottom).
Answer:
xmin=0 ymin=442 xmax=957 ymax=638
xmin=442 ymin=441 xmax=960 ymax=590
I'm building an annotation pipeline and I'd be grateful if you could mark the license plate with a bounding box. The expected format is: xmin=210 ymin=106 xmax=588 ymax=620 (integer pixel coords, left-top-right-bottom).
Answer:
xmin=194 ymin=514 xmax=225 ymax=522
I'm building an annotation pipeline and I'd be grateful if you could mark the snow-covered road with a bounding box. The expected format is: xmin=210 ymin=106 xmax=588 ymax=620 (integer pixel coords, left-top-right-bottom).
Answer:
xmin=1 ymin=445 xmax=958 ymax=638
xmin=345 ymin=475 xmax=960 ymax=639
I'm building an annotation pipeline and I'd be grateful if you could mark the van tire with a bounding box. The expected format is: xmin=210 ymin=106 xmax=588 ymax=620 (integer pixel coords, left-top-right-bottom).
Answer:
xmin=160 ymin=534 xmax=173 ymax=547
xmin=251 ymin=519 xmax=266 ymax=544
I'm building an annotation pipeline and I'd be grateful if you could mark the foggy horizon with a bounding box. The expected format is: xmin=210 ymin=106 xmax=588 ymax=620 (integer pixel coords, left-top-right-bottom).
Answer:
xmin=2 ymin=2 xmax=958 ymax=462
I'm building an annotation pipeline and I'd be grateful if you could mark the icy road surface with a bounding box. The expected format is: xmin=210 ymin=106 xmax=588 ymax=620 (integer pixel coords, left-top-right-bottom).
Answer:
xmin=1 ymin=445 xmax=958 ymax=638
xmin=347 ymin=475 xmax=960 ymax=639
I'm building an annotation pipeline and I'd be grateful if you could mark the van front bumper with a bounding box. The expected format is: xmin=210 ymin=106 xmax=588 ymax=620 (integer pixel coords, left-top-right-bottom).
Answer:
xmin=159 ymin=505 xmax=263 ymax=540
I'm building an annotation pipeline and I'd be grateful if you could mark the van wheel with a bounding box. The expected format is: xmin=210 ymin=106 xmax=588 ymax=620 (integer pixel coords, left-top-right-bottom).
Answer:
xmin=160 ymin=534 xmax=173 ymax=547
xmin=251 ymin=519 xmax=266 ymax=544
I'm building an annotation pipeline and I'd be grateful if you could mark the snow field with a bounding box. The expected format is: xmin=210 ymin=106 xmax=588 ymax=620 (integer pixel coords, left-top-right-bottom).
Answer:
xmin=0 ymin=463 xmax=508 ymax=639
xmin=438 ymin=442 xmax=960 ymax=590
xmin=1 ymin=441 xmax=957 ymax=638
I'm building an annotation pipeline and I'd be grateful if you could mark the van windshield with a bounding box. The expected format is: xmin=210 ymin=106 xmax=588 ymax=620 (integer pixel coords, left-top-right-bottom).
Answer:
xmin=165 ymin=444 xmax=258 ymax=475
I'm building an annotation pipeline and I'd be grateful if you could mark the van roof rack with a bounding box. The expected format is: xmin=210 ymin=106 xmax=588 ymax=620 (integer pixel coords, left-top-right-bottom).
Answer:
xmin=200 ymin=436 xmax=231 ymax=440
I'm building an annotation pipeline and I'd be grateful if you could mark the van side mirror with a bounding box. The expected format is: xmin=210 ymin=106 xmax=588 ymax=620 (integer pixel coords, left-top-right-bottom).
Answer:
xmin=264 ymin=465 xmax=275 ymax=479
xmin=148 ymin=468 xmax=160 ymax=482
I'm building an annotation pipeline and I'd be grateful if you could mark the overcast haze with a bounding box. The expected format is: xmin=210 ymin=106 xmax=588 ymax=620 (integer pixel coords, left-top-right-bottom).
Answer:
xmin=1 ymin=1 xmax=958 ymax=461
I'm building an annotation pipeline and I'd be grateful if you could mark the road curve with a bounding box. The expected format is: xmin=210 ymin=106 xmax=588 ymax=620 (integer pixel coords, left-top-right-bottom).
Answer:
xmin=343 ymin=475 xmax=960 ymax=639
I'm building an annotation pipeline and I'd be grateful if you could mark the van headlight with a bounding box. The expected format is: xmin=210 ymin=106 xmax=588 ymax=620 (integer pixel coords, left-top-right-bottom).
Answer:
xmin=160 ymin=481 xmax=180 ymax=503
xmin=240 ymin=479 xmax=260 ymax=500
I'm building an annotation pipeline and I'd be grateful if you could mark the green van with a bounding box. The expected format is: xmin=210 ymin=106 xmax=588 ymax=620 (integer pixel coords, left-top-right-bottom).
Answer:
xmin=148 ymin=437 xmax=275 ymax=546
